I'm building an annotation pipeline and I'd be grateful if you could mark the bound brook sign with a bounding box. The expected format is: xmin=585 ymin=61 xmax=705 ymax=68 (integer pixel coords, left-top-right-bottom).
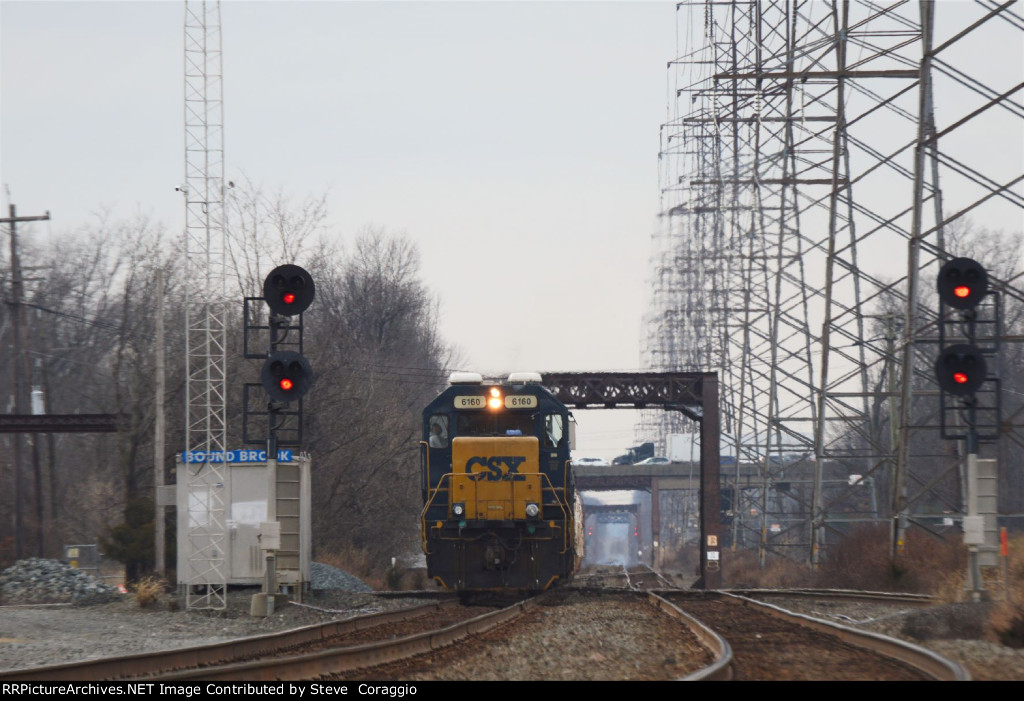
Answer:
xmin=181 ymin=449 xmax=294 ymax=464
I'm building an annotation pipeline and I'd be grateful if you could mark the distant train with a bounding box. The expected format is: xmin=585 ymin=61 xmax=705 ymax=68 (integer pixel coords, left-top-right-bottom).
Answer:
xmin=584 ymin=515 xmax=642 ymax=567
xmin=419 ymin=372 xmax=583 ymax=592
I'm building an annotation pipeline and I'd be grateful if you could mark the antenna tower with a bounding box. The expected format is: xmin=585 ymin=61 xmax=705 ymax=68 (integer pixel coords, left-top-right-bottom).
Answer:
xmin=182 ymin=0 xmax=228 ymax=609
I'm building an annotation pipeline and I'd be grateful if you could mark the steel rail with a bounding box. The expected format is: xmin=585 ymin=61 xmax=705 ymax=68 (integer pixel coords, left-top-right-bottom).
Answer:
xmin=715 ymin=591 xmax=969 ymax=681
xmin=647 ymin=592 xmax=733 ymax=681
xmin=142 ymin=596 xmax=542 ymax=681
xmin=720 ymin=587 xmax=937 ymax=604
xmin=0 ymin=599 xmax=459 ymax=682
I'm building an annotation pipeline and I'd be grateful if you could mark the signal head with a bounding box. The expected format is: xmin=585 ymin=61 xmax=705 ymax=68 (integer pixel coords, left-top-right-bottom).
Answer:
xmin=263 ymin=264 xmax=315 ymax=316
xmin=937 ymin=257 xmax=988 ymax=311
xmin=934 ymin=343 xmax=987 ymax=396
xmin=261 ymin=350 xmax=314 ymax=402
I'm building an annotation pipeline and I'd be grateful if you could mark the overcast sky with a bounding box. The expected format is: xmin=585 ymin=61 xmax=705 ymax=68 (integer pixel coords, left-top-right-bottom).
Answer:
xmin=2 ymin=1 xmax=677 ymax=460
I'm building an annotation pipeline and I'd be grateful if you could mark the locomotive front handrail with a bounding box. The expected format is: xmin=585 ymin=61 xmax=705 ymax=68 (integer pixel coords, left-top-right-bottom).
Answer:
xmin=419 ymin=468 xmax=452 ymax=555
xmin=420 ymin=469 xmax=573 ymax=553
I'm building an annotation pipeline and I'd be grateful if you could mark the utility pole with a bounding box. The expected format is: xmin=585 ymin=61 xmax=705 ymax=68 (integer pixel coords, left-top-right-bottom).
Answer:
xmin=2 ymin=204 xmax=50 ymax=558
xmin=154 ymin=268 xmax=166 ymax=577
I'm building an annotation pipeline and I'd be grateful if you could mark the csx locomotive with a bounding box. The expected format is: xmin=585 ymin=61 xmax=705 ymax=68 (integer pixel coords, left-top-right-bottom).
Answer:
xmin=420 ymin=372 xmax=582 ymax=592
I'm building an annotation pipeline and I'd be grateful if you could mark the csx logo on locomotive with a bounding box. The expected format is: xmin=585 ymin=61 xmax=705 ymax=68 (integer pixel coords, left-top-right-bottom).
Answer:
xmin=465 ymin=456 xmax=528 ymax=481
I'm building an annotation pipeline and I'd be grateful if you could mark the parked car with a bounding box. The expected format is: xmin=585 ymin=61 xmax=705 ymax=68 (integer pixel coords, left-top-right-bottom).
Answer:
xmin=572 ymin=457 xmax=610 ymax=467
xmin=635 ymin=456 xmax=670 ymax=465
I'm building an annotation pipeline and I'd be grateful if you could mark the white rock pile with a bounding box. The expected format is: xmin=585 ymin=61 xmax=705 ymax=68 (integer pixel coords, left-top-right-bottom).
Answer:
xmin=0 ymin=558 xmax=122 ymax=605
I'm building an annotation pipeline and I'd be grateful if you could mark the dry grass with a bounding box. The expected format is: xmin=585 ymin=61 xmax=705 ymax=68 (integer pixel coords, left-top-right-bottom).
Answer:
xmin=132 ymin=576 xmax=166 ymax=609
xmin=718 ymin=527 xmax=1024 ymax=646
xmin=989 ymin=601 xmax=1024 ymax=648
xmin=983 ymin=534 xmax=1024 ymax=647
xmin=724 ymin=548 xmax=816 ymax=589
xmin=815 ymin=525 xmax=966 ymax=594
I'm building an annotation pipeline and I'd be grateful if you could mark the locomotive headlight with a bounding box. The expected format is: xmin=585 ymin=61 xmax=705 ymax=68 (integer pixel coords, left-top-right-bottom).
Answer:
xmin=488 ymin=387 xmax=502 ymax=409
xmin=525 ymin=502 xmax=540 ymax=519
xmin=452 ymin=503 xmax=465 ymax=518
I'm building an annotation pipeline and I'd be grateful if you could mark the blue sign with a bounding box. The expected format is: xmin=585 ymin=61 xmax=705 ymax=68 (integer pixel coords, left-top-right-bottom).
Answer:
xmin=181 ymin=449 xmax=294 ymax=464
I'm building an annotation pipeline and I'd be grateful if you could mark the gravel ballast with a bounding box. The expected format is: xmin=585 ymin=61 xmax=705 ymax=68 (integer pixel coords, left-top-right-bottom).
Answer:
xmin=0 ymin=559 xmax=1021 ymax=680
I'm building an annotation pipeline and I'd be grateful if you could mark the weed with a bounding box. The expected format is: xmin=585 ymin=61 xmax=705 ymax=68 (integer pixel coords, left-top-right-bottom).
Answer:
xmin=991 ymin=602 xmax=1024 ymax=648
xmin=133 ymin=576 xmax=166 ymax=609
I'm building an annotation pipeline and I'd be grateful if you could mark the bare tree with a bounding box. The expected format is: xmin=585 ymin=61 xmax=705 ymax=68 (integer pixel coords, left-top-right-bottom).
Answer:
xmin=224 ymin=177 xmax=330 ymax=300
xmin=0 ymin=189 xmax=457 ymax=584
xmin=303 ymin=227 xmax=453 ymax=564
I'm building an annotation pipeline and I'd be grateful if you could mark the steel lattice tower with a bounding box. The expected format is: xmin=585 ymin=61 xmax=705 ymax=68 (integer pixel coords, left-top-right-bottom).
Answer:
xmin=182 ymin=0 xmax=228 ymax=609
xmin=644 ymin=0 xmax=1024 ymax=566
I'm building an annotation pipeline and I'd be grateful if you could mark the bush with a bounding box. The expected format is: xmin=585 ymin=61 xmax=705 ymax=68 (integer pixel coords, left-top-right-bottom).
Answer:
xmin=100 ymin=497 xmax=155 ymax=583
xmin=724 ymin=548 xmax=814 ymax=589
xmin=384 ymin=564 xmax=403 ymax=591
xmin=991 ymin=602 xmax=1024 ymax=648
xmin=813 ymin=524 xmax=964 ymax=594
xmin=133 ymin=576 xmax=166 ymax=609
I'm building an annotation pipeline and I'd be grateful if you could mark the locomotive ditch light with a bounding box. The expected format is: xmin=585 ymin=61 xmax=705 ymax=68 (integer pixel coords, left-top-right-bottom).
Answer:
xmin=934 ymin=343 xmax=987 ymax=396
xmin=452 ymin=503 xmax=466 ymax=518
xmin=525 ymin=502 xmax=540 ymax=519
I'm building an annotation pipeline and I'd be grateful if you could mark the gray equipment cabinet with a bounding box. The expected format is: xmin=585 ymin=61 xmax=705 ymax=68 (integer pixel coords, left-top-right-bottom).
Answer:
xmin=175 ymin=453 xmax=312 ymax=595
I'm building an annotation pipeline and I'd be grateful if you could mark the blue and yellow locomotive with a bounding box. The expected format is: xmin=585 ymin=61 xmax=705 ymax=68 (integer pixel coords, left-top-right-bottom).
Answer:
xmin=420 ymin=372 xmax=582 ymax=592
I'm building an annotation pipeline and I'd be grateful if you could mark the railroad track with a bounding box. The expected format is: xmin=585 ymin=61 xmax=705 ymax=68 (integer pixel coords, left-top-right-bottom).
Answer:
xmin=0 ymin=582 xmax=970 ymax=681
xmin=574 ymin=563 xmax=683 ymax=590
xmin=665 ymin=590 xmax=969 ymax=681
xmin=0 ymin=598 xmax=482 ymax=682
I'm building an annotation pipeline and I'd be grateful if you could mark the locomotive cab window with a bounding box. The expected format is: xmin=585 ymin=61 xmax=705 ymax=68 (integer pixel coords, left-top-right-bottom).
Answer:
xmin=456 ymin=411 xmax=533 ymax=437
xmin=428 ymin=415 xmax=449 ymax=448
xmin=544 ymin=414 xmax=564 ymax=447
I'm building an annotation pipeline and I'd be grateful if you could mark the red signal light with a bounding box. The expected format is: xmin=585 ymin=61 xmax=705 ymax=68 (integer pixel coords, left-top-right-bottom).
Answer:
xmin=934 ymin=343 xmax=986 ymax=396
xmin=937 ymin=258 xmax=988 ymax=310
xmin=261 ymin=350 xmax=313 ymax=402
xmin=263 ymin=264 xmax=315 ymax=315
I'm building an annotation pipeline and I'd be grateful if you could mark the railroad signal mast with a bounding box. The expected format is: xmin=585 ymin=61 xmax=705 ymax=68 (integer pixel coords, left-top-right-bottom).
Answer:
xmin=242 ymin=264 xmax=315 ymax=616
xmin=934 ymin=257 xmax=999 ymax=440
xmin=934 ymin=256 xmax=1000 ymax=601
xmin=242 ymin=264 xmax=316 ymax=450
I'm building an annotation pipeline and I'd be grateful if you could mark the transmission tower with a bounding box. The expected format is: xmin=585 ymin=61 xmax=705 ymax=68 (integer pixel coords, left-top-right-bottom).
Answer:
xmin=182 ymin=0 xmax=228 ymax=609
xmin=644 ymin=0 xmax=1024 ymax=566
